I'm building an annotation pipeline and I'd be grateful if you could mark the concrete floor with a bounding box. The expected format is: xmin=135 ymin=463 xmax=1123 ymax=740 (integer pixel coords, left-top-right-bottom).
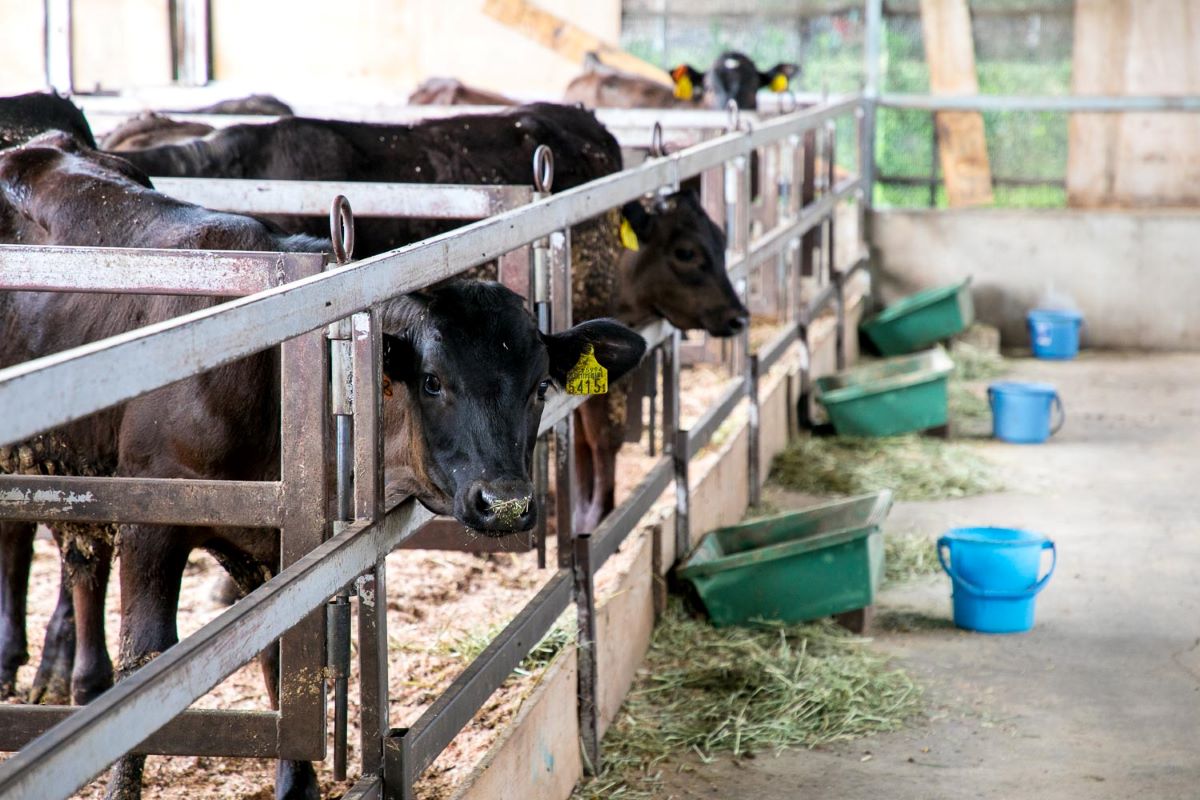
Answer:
xmin=662 ymin=352 xmax=1200 ymax=799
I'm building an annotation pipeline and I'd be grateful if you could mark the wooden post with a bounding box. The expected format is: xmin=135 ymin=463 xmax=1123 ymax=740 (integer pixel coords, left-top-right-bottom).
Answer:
xmin=919 ymin=0 xmax=995 ymax=207
xmin=483 ymin=0 xmax=672 ymax=84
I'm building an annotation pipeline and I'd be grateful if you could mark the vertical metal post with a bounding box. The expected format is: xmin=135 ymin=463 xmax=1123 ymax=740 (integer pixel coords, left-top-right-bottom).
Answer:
xmin=646 ymin=349 xmax=658 ymax=457
xmin=573 ymin=532 xmax=599 ymax=773
xmin=44 ymin=0 xmax=73 ymax=93
xmin=170 ymin=0 xmax=211 ymax=86
xmin=532 ymin=226 xmax=552 ymax=568
xmin=278 ymin=257 xmax=329 ymax=762
xmin=862 ymin=0 xmax=883 ymax=210
xmin=327 ymin=268 xmax=355 ymax=782
xmin=800 ymin=129 xmax=818 ymax=280
xmin=352 ymin=311 xmax=388 ymax=777
xmin=662 ymin=331 xmax=686 ymax=562
xmin=747 ymin=354 xmax=762 ymax=508
xmin=929 ymin=112 xmax=940 ymax=208
xmin=554 ymin=417 xmax=574 ymax=570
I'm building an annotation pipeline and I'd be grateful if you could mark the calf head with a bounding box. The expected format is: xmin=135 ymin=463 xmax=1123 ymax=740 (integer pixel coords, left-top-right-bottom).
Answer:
xmin=618 ymin=189 xmax=748 ymax=337
xmin=673 ymin=52 xmax=800 ymax=110
xmin=380 ymin=282 xmax=645 ymax=533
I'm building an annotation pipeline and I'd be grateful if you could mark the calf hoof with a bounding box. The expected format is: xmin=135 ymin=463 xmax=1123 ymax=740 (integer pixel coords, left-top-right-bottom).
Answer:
xmin=72 ymin=662 xmax=114 ymax=705
xmin=28 ymin=673 xmax=71 ymax=705
xmin=275 ymin=760 xmax=318 ymax=800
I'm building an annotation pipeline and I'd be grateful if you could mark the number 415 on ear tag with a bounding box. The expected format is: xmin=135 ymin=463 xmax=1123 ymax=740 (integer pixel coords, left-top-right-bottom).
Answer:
xmin=566 ymin=344 xmax=608 ymax=395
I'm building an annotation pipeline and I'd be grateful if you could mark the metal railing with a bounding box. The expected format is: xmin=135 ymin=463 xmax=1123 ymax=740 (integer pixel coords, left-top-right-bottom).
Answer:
xmin=0 ymin=96 xmax=866 ymax=800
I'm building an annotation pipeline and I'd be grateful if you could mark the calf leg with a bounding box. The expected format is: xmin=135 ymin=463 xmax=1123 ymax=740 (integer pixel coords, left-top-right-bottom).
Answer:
xmin=29 ymin=547 xmax=75 ymax=705
xmin=104 ymin=525 xmax=189 ymax=800
xmin=0 ymin=521 xmax=35 ymax=697
xmin=572 ymin=408 xmax=597 ymax=534
xmin=574 ymin=394 xmax=626 ymax=534
xmin=57 ymin=525 xmax=115 ymax=705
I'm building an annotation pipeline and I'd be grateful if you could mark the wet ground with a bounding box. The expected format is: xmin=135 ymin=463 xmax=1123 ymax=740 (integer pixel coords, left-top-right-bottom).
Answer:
xmin=660 ymin=352 xmax=1200 ymax=799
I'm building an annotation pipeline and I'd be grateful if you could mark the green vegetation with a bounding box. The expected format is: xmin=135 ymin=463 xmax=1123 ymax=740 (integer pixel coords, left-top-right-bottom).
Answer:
xmin=573 ymin=602 xmax=921 ymax=799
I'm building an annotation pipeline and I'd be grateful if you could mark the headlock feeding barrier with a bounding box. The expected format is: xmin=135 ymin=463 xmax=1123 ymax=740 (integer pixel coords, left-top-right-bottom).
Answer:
xmin=0 ymin=94 xmax=867 ymax=800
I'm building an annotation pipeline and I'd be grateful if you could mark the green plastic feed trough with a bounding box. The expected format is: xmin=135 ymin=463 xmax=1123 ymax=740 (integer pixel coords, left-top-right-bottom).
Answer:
xmin=861 ymin=278 xmax=974 ymax=356
xmin=677 ymin=492 xmax=892 ymax=627
xmin=816 ymin=347 xmax=953 ymax=437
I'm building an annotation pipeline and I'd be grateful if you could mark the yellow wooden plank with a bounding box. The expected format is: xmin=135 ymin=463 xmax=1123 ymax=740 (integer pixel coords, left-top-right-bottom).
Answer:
xmin=919 ymin=0 xmax=995 ymax=207
xmin=483 ymin=0 xmax=673 ymax=85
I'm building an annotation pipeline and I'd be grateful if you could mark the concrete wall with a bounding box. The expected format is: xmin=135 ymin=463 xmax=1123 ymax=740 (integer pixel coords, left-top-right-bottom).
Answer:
xmin=872 ymin=209 xmax=1200 ymax=351
xmin=0 ymin=0 xmax=619 ymax=98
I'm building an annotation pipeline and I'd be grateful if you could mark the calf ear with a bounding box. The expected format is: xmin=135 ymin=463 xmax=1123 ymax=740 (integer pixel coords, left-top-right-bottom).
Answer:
xmin=761 ymin=63 xmax=801 ymax=93
xmin=620 ymin=199 xmax=654 ymax=242
xmin=381 ymin=333 xmax=416 ymax=384
xmin=671 ymin=64 xmax=703 ymax=101
xmin=544 ymin=319 xmax=647 ymax=386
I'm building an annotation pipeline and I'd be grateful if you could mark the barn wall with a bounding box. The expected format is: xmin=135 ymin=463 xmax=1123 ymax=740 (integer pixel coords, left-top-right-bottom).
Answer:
xmin=0 ymin=1 xmax=47 ymax=93
xmin=872 ymin=209 xmax=1200 ymax=350
xmin=1067 ymin=0 xmax=1200 ymax=207
xmin=0 ymin=0 xmax=619 ymax=98
xmin=210 ymin=0 xmax=620 ymax=99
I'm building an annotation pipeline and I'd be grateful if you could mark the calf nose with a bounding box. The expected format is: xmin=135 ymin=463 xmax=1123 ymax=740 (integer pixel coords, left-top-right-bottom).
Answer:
xmin=727 ymin=313 xmax=747 ymax=333
xmin=461 ymin=479 xmax=537 ymax=534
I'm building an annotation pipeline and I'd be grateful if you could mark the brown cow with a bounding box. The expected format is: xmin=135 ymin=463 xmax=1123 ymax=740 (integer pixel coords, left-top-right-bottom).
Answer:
xmin=407 ymin=77 xmax=518 ymax=106
xmin=0 ymin=133 xmax=645 ymax=800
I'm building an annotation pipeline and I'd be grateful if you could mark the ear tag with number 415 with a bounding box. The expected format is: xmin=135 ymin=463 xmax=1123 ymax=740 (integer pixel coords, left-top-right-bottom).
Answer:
xmin=565 ymin=344 xmax=608 ymax=395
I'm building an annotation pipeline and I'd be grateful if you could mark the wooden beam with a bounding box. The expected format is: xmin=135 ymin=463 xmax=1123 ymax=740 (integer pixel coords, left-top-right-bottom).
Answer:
xmin=483 ymin=0 xmax=673 ymax=85
xmin=919 ymin=0 xmax=994 ymax=207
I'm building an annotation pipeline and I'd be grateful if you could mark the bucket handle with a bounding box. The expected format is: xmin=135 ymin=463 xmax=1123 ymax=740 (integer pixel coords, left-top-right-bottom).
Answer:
xmin=1050 ymin=394 xmax=1066 ymax=436
xmin=937 ymin=538 xmax=1057 ymax=599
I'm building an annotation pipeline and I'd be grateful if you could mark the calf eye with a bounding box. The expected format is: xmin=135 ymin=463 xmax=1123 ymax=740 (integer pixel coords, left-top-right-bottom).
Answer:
xmin=674 ymin=247 xmax=696 ymax=262
xmin=537 ymin=379 xmax=552 ymax=400
xmin=423 ymin=374 xmax=442 ymax=396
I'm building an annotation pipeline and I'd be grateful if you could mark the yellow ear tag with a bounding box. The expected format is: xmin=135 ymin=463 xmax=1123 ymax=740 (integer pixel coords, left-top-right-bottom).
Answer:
xmin=674 ymin=74 xmax=694 ymax=101
xmin=619 ymin=217 xmax=639 ymax=251
xmin=770 ymin=74 xmax=789 ymax=93
xmin=565 ymin=344 xmax=608 ymax=395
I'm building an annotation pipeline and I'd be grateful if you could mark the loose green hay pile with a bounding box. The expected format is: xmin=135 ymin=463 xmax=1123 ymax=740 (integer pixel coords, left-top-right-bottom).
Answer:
xmin=950 ymin=337 xmax=1008 ymax=382
xmin=574 ymin=603 xmax=921 ymax=799
xmin=883 ymin=534 xmax=941 ymax=586
xmin=770 ymin=434 xmax=1002 ymax=500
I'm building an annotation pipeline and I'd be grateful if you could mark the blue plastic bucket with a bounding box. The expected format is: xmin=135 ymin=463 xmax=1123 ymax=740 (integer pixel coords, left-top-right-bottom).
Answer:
xmin=938 ymin=527 xmax=1056 ymax=634
xmin=1027 ymin=308 xmax=1083 ymax=359
xmin=988 ymin=381 xmax=1063 ymax=444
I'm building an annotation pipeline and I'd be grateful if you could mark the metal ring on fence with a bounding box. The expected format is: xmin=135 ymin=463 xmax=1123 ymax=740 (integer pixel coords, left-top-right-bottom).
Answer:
xmin=330 ymin=195 xmax=355 ymax=265
xmin=533 ymin=145 xmax=555 ymax=193
xmin=781 ymin=90 xmax=798 ymax=114
xmin=650 ymin=122 xmax=665 ymax=158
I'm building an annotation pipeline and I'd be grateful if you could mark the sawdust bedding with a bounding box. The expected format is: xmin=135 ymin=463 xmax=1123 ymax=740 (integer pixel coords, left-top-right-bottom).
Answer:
xmin=5 ymin=356 xmax=746 ymax=800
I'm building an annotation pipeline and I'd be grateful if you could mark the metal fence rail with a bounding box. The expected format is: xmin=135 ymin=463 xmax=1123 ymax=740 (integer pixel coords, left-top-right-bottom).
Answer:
xmin=0 ymin=96 xmax=867 ymax=800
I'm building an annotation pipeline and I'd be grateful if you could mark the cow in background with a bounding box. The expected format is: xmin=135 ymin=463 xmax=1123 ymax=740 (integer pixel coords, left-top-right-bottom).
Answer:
xmin=0 ymin=91 xmax=95 ymax=150
xmin=565 ymin=50 xmax=799 ymax=111
xmin=408 ymin=77 xmax=518 ymax=106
